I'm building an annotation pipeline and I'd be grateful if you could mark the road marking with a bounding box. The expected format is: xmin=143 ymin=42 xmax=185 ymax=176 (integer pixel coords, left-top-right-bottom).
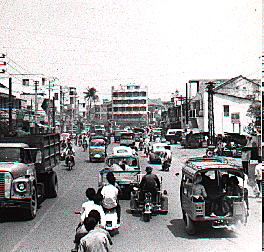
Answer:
xmin=11 ymin=168 xmax=87 ymax=252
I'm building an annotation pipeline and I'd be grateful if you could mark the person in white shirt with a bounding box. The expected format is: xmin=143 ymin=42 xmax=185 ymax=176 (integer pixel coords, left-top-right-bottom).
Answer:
xmin=99 ymin=172 xmax=121 ymax=224
xmin=254 ymin=162 xmax=262 ymax=197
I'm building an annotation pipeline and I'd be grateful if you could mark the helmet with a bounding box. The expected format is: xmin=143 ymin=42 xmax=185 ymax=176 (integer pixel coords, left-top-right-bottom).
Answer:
xmin=145 ymin=166 xmax=153 ymax=173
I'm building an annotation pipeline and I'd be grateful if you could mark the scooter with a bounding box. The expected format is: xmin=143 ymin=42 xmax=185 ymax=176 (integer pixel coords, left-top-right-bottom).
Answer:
xmin=104 ymin=208 xmax=120 ymax=236
xmin=82 ymin=142 xmax=88 ymax=152
xmin=66 ymin=155 xmax=75 ymax=170
xmin=161 ymin=160 xmax=170 ymax=171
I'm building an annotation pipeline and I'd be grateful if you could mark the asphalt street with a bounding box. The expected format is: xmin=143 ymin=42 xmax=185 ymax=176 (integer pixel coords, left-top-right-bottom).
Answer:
xmin=0 ymin=141 xmax=262 ymax=252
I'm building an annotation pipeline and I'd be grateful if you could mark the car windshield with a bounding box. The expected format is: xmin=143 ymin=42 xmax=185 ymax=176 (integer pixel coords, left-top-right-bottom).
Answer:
xmin=0 ymin=147 xmax=22 ymax=162
xmin=108 ymin=157 xmax=138 ymax=167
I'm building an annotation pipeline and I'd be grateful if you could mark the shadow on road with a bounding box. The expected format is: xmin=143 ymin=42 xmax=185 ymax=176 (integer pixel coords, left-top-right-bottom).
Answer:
xmin=167 ymin=219 xmax=238 ymax=239
xmin=0 ymin=208 xmax=33 ymax=222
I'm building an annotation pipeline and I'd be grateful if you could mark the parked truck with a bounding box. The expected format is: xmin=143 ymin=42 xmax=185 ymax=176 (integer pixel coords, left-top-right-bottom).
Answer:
xmin=0 ymin=133 xmax=60 ymax=219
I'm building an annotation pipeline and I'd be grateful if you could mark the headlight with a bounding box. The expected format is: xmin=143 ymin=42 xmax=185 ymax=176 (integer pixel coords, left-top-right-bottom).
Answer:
xmin=14 ymin=182 xmax=27 ymax=193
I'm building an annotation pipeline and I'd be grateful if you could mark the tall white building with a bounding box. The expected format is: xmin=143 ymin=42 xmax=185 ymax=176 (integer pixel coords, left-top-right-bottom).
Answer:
xmin=111 ymin=84 xmax=148 ymax=128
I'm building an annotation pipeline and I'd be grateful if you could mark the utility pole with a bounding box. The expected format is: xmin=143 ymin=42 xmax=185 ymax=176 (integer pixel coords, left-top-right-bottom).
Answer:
xmin=48 ymin=80 xmax=51 ymax=127
xmin=8 ymin=77 xmax=12 ymax=133
xmin=207 ymin=82 xmax=215 ymax=145
xmin=185 ymin=83 xmax=189 ymax=129
xmin=34 ymin=81 xmax=39 ymax=121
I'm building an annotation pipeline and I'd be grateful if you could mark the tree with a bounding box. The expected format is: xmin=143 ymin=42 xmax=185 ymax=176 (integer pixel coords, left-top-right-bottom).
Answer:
xmin=245 ymin=101 xmax=261 ymax=134
xmin=83 ymin=87 xmax=98 ymax=121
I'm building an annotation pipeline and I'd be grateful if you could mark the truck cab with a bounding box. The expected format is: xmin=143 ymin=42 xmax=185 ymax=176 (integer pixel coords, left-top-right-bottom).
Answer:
xmin=0 ymin=134 xmax=60 ymax=219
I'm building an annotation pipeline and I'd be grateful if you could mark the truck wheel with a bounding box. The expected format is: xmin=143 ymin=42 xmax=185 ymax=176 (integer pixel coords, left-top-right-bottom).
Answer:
xmin=25 ymin=185 xmax=37 ymax=220
xmin=184 ymin=212 xmax=196 ymax=235
xmin=45 ymin=172 xmax=58 ymax=198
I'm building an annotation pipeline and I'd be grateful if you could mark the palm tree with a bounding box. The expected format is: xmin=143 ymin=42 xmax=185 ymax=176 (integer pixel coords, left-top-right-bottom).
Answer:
xmin=84 ymin=87 xmax=98 ymax=121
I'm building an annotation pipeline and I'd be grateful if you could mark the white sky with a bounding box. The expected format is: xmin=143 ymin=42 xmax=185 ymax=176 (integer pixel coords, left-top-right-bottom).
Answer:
xmin=0 ymin=0 xmax=262 ymax=100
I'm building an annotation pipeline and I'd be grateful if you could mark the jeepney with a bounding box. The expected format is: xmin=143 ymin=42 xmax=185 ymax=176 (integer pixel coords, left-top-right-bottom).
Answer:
xmin=179 ymin=157 xmax=248 ymax=235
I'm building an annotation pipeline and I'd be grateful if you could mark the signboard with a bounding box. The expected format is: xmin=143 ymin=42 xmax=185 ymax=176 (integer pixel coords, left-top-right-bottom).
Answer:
xmin=231 ymin=112 xmax=240 ymax=124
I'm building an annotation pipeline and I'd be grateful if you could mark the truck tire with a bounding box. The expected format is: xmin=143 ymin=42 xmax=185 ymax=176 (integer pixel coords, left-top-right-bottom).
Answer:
xmin=24 ymin=185 xmax=37 ymax=220
xmin=45 ymin=172 xmax=58 ymax=198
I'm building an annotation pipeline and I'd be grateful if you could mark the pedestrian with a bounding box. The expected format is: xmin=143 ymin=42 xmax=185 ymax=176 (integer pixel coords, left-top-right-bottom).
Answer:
xmin=254 ymin=161 xmax=262 ymax=197
xmin=241 ymin=147 xmax=251 ymax=175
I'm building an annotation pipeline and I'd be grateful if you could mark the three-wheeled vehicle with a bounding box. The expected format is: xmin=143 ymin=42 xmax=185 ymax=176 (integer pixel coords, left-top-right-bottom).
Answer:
xmin=148 ymin=143 xmax=171 ymax=164
xmin=179 ymin=157 xmax=248 ymax=235
xmin=129 ymin=173 xmax=168 ymax=222
xmin=98 ymin=154 xmax=140 ymax=199
xmin=89 ymin=138 xmax=107 ymax=162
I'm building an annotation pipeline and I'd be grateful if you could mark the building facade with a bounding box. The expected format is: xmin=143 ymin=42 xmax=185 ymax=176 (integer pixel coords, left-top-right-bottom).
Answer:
xmin=111 ymin=84 xmax=148 ymax=128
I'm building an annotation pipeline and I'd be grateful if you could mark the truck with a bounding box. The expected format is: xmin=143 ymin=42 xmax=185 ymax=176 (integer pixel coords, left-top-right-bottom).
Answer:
xmin=0 ymin=133 xmax=60 ymax=219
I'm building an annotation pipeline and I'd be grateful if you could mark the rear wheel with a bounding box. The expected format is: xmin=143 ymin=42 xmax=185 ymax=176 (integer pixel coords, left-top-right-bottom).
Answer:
xmin=24 ymin=185 xmax=37 ymax=220
xmin=45 ymin=172 xmax=58 ymax=198
xmin=143 ymin=213 xmax=151 ymax=222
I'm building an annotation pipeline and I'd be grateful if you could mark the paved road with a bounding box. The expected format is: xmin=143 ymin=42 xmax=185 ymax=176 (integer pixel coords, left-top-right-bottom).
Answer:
xmin=0 ymin=142 xmax=262 ymax=252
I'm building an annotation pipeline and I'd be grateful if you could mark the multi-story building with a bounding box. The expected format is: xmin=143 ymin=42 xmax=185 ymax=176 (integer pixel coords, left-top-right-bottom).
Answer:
xmin=111 ymin=84 xmax=148 ymax=128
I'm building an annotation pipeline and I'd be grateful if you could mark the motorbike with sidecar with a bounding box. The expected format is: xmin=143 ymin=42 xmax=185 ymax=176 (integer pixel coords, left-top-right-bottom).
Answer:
xmin=129 ymin=174 xmax=168 ymax=222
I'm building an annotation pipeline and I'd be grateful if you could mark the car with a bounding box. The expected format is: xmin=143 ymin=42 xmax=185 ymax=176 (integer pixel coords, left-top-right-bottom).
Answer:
xmin=148 ymin=143 xmax=171 ymax=164
xmin=178 ymin=156 xmax=248 ymax=235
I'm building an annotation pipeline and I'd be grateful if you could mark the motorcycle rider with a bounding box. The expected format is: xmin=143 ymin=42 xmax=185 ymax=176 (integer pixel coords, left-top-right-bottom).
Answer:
xmin=65 ymin=144 xmax=75 ymax=166
xmin=140 ymin=166 xmax=160 ymax=203
xmin=98 ymin=172 xmax=121 ymax=224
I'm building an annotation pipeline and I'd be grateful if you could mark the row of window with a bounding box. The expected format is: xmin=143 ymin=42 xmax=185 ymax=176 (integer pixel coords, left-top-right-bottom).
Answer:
xmin=112 ymin=92 xmax=147 ymax=97
xmin=113 ymin=114 xmax=146 ymax=119
xmin=113 ymin=99 xmax=147 ymax=104
xmin=113 ymin=107 xmax=147 ymax=112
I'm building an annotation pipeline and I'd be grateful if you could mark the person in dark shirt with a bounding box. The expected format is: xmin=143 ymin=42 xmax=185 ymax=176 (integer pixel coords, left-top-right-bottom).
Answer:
xmin=140 ymin=166 xmax=160 ymax=203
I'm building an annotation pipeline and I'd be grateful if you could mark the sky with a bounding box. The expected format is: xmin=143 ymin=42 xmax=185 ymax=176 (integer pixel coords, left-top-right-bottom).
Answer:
xmin=0 ymin=0 xmax=262 ymax=101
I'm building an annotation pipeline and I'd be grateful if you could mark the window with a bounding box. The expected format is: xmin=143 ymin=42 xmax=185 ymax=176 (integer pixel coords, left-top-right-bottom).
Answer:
xmin=22 ymin=79 xmax=29 ymax=86
xmin=223 ymin=105 xmax=229 ymax=117
xmin=54 ymin=93 xmax=59 ymax=100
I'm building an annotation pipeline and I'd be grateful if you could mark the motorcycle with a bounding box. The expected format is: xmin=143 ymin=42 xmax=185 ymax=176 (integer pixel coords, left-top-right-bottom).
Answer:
xmin=160 ymin=152 xmax=171 ymax=171
xmin=66 ymin=155 xmax=75 ymax=170
xmin=139 ymin=141 xmax=144 ymax=151
xmin=161 ymin=160 xmax=171 ymax=171
xmin=82 ymin=142 xmax=88 ymax=152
